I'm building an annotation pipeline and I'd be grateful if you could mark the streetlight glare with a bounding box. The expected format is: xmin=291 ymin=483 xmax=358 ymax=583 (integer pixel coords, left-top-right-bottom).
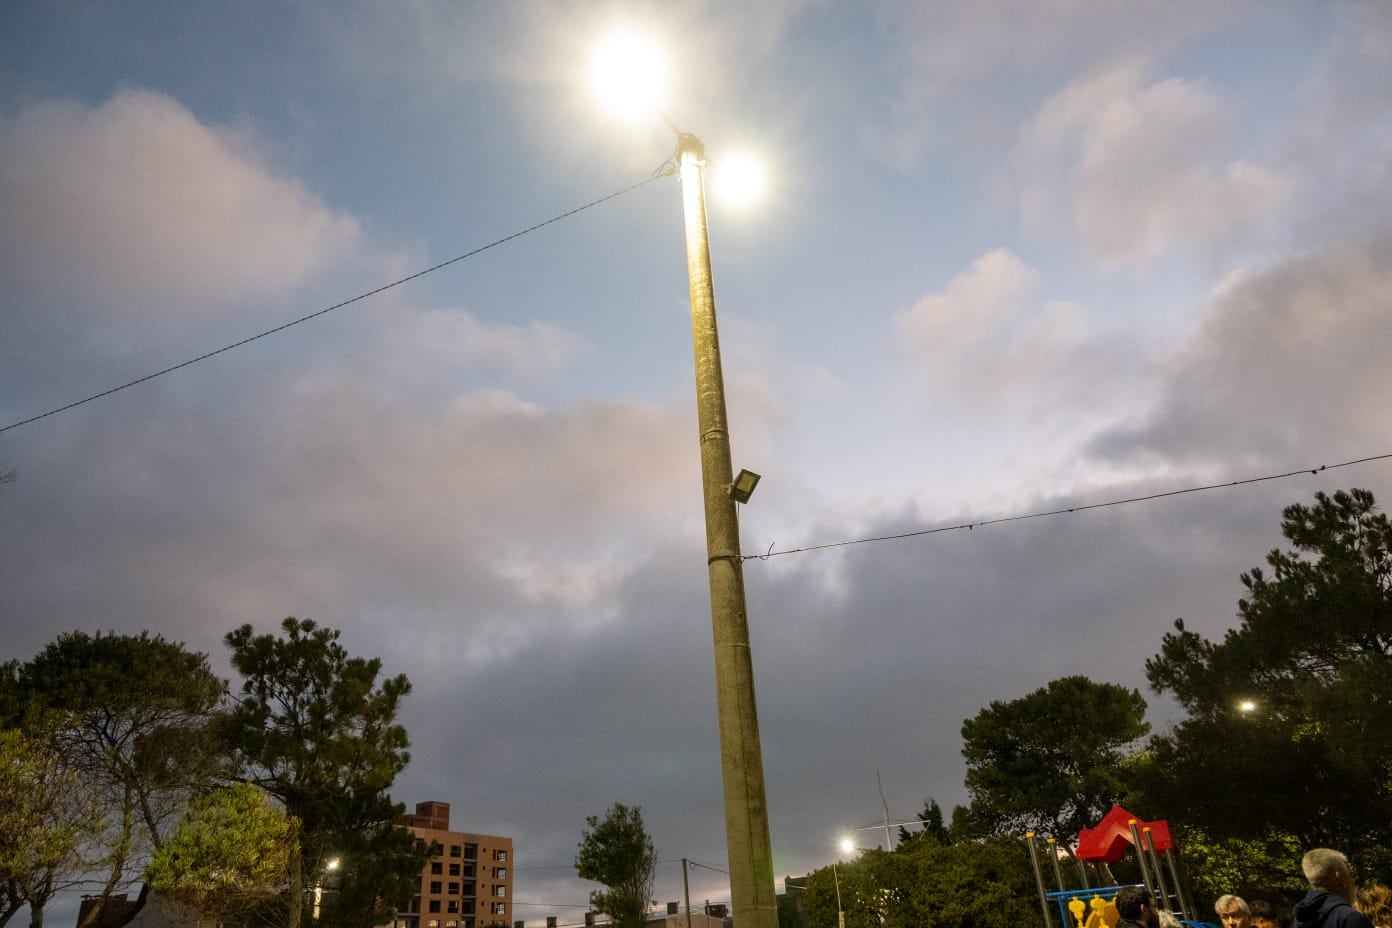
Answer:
xmin=1238 ymin=699 xmax=1257 ymax=713
xmin=714 ymin=152 xmax=766 ymax=206
xmin=589 ymin=29 xmax=666 ymax=121
xmin=839 ymin=838 xmax=855 ymax=855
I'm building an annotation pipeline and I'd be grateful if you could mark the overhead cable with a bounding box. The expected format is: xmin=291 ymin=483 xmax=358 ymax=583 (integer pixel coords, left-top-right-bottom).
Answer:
xmin=0 ymin=175 xmax=661 ymax=436
xmin=747 ymin=453 xmax=1392 ymax=562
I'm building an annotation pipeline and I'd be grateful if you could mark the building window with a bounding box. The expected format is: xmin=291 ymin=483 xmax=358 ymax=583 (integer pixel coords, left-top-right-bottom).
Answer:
xmin=462 ymin=902 xmax=475 ymax=915
xmin=465 ymin=919 xmax=475 ymax=928
xmin=463 ymin=865 xmax=476 ymax=879
xmin=449 ymin=864 xmax=460 ymax=877
xmin=429 ymin=902 xmax=441 ymax=914
xmin=411 ymin=898 xmax=421 ymax=914
xmin=464 ymin=844 xmax=478 ymax=860
xmin=431 ymin=882 xmax=442 ymax=895
xmin=494 ymin=850 xmax=508 ymax=862
xmin=494 ymin=886 xmax=506 ymax=897
xmin=462 ymin=883 xmax=475 ymax=897
xmin=493 ymin=904 xmax=506 ymax=916
xmin=450 ymin=846 xmax=462 ymax=858
xmin=495 ymin=869 xmax=506 ymax=880
xmin=428 ymin=921 xmax=439 ymax=928
xmin=432 ymin=863 xmax=444 ymax=875
xmin=449 ymin=883 xmax=459 ymax=895
xmin=448 ymin=902 xmax=460 ymax=914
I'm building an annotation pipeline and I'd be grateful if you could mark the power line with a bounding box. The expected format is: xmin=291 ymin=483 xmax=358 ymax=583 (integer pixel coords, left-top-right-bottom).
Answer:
xmin=0 ymin=175 xmax=661 ymax=437
xmin=747 ymin=453 xmax=1392 ymax=562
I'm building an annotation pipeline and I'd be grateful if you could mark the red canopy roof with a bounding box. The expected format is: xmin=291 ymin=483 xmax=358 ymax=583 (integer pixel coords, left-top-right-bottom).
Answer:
xmin=1075 ymin=805 xmax=1173 ymax=862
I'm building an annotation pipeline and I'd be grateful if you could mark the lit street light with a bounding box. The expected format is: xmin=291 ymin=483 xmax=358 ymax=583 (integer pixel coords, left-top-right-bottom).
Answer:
xmin=590 ymin=29 xmax=777 ymax=928
xmin=313 ymin=857 xmax=340 ymax=921
xmin=833 ymin=838 xmax=872 ymax=928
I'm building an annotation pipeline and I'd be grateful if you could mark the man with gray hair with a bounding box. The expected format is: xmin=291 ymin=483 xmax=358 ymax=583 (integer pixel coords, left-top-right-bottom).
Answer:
xmin=1293 ymin=849 xmax=1373 ymax=928
xmin=1217 ymin=895 xmax=1251 ymax=928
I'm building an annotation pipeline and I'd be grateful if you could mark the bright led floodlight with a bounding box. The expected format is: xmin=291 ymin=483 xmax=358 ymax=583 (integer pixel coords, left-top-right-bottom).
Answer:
xmin=715 ymin=152 xmax=767 ymax=206
xmin=589 ymin=29 xmax=667 ymax=120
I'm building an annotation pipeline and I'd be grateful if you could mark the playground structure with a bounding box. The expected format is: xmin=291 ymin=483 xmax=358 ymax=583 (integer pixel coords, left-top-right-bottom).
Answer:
xmin=1025 ymin=806 xmax=1205 ymax=928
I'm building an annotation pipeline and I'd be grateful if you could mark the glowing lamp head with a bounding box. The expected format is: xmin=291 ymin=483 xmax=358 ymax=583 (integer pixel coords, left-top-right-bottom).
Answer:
xmin=714 ymin=152 xmax=766 ymax=206
xmin=589 ymin=29 xmax=667 ymax=121
xmin=839 ymin=838 xmax=855 ymax=855
xmin=1238 ymin=699 xmax=1257 ymax=714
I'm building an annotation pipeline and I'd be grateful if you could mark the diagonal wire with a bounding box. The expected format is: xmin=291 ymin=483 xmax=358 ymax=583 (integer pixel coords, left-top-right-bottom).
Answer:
xmin=0 ymin=175 xmax=662 ymax=437
xmin=747 ymin=453 xmax=1392 ymax=562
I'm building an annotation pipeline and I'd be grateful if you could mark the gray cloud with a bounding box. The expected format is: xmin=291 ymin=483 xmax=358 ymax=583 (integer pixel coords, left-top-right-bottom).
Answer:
xmin=1089 ymin=230 xmax=1392 ymax=469
xmin=4 ymin=6 xmax=1391 ymax=922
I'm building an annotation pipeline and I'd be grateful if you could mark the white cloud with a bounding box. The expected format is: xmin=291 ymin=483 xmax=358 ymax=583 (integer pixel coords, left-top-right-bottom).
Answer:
xmin=1017 ymin=61 xmax=1288 ymax=264
xmin=892 ymin=248 xmax=1147 ymax=419
xmin=883 ymin=248 xmax=1162 ymax=505
xmin=0 ymin=89 xmax=360 ymax=315
xmin=400 ymin=308 xmax=587 ymax=378
xmin=719 ymin=314 xmax=843 ymax=437
xmin=894 ymin=249 xmax=1040 ymax=350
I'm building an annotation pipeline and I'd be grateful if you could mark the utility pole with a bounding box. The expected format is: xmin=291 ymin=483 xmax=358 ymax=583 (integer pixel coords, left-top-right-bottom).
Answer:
xmin=676 ymin=130 xmax=777 ymax=928
xmin=682 ymin=859 xmax=693 ymax=928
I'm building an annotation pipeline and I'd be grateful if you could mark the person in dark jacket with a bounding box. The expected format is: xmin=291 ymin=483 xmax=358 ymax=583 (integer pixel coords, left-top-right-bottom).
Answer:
xmin=1116 ymin=886 xmax=1159 ymax=928
xmin=1293 ymin=849 xmax=1373 ymax=928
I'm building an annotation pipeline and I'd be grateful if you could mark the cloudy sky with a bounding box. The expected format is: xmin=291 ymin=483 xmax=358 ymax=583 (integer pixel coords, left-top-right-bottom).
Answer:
xmin=3 ymin=0 xmax=1391 ymax=922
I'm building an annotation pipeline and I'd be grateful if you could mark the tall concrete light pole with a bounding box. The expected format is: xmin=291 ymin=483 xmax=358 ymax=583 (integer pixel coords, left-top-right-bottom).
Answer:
xmin=588 ymin=33 xmax=777 ymax=928
xmin=674 ymin=127 xmax=778 ymax=928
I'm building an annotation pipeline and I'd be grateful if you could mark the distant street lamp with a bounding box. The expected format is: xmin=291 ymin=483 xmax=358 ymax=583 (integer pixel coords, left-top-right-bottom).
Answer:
xmin=589 ymin=29 xmax=776 ymax=928
xmin=833 ymin=839 xmax=872 ymax=928
xmin=1238 ymin=699 xmax=1257 ymax=715
xmin=313 ymin=857 xmax=341 ymax=920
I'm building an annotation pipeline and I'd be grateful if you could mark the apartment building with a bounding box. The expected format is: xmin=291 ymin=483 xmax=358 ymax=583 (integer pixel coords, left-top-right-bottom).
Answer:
xmin=395 ymin=801 xmax=514 ymax=928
